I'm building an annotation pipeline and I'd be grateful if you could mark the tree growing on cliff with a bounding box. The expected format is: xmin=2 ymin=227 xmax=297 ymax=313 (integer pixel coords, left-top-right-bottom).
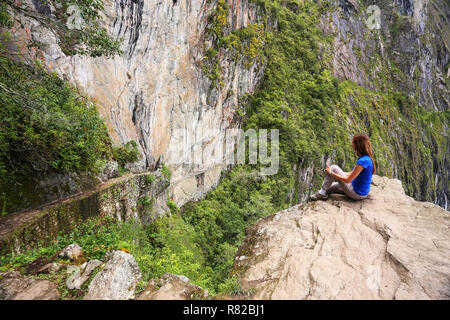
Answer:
xmin=1 ymin=0 xmax=122 ymax=57
xmin=0 ymin=1 xmax=125 ymax=214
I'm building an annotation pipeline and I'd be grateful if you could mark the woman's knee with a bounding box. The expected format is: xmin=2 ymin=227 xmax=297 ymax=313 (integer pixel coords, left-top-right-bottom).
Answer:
xmin=330 ymin=165 xmax=340 ymax=172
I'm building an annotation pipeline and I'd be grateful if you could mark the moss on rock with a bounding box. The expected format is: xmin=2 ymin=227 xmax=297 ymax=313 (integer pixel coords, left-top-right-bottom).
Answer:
xmin=0 ymin=171 xmax=170 ymax=256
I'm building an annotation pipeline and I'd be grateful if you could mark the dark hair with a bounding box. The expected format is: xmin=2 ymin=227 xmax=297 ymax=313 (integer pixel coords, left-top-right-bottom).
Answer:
xmin=352 ymin=134 xmax=376 ymax=174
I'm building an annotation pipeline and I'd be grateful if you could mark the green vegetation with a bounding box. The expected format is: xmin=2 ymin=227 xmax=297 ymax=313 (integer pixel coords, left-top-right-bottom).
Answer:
xmin=167 ymin=199 xmax=179 ymax=214
xmin=137 ymin=195 xmax=154 ymax=217
xmin=0 ymin=2 xmax=13 ymax=28
xmin=161 ymin=164 xmax=172 ymax=181
xmin=0 ymin=1 xmax=133 ymax=214
xmin=1 ymin=0 xmax=122 ymax=57
xmin=0 ymin=55 xmax=114 ymax=212
xmin=1 ymin=192 xmax=7 ymax=216
xmin=0 ymin=217 xmax=118 ymax=272
xmin=202 ymin=0 xmax=266 ymax=88
xmin=181 ymin=167 xmax=278 ymax=289
xmin=0 ymin=214 xmax=247 ymax=297
xmin=0 ymin=216 xmax=119 ymax=299
xmin=0 ymin=53 xmax=142 ymax=213
xmin=113 ymin=140 xmax=140 ymax=167
xmin=0 ymin=57 xmax=112 ymax=177
xmin=0 ymin=0 xmax=447 ymax=300
xmin=144 ymin=174 xmax=156 ymax=184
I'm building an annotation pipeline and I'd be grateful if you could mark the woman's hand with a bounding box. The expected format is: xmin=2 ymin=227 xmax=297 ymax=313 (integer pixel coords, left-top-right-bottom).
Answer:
xmin=330 ymin=165 xmax=364 ymax=184
xmin=324 ymin=167 xmax=332 ymax=175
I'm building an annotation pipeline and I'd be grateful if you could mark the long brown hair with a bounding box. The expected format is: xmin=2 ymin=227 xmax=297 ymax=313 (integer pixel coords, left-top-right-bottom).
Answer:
xmin=352 ymin=134 xmax=376 ymax=174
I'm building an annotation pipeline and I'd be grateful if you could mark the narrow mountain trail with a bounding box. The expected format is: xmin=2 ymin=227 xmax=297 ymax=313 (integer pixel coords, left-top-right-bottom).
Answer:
xmin=0 ymin=172 xmax=144 ymax=242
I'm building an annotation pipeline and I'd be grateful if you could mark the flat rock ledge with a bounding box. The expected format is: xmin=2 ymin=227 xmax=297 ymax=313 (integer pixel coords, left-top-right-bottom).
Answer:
xmin=233 ymin=175 xmax=450 ymax=300
xmin=0 ymin=271 xmax=59 ymax=300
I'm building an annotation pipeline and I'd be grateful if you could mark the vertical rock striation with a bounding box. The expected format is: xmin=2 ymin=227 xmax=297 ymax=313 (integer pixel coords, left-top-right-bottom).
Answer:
xmin=9 ymin=0 xmax=266 ymax=206
xmin=5 ymin=0 xmax=448 ymax=209
xmin=318 ymin=0 xmax=449 ymax=208
xmin=321 ymin=0 xmax=449 ymax=111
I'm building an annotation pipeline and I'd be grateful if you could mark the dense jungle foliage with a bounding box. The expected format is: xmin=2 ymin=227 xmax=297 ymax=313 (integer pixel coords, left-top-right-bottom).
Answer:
xmin=0 ymin=0 xmax=447 ymax=298
xmin=0 ymin=1 xmax=137 ymax=214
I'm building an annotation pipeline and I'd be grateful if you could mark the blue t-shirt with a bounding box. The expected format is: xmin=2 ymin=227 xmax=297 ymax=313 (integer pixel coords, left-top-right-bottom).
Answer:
xmin=351 ymin=155 xmax=373 ymax=196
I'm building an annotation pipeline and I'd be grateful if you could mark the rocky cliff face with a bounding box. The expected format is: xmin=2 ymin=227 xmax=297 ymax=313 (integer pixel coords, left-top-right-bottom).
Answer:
xmin=318 ymin=0 xmax=449 ymax=208
xmin=322 ymin=0 xmax=449 ymax=111
xmin=8 ymin=0 xmax=265 ymax=206
xmin=233 ymin=175 xmax=450 ymax=299
xmin=5 ymin=0 xmax=448 ymax=210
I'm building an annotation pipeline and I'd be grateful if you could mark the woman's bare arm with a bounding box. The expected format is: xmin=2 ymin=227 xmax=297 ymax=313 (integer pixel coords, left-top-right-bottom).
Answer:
xmin=325 ymin=165 xmax=364 ymax=184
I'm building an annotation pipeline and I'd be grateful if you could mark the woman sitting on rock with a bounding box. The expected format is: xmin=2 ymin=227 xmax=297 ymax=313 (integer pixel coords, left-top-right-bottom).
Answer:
xmin=310 ymin=133 xmax=375 ymax=201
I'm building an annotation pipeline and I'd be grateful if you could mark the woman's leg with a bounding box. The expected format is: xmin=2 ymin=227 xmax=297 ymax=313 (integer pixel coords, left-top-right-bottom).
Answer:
xmin=310 ymin=165 xmax=345 ymax=200
xmin=320 ymin=165 xmax=346 ymax=193
xmin=310 ymin=165 xmax=367 ymax=201
xmin=328 ymin=182 xmax=345 ymax=194
xmin=325 ymin=165 xmax=367 ymax=200
xmin=338 ymin=180 xmax=368 ymax=200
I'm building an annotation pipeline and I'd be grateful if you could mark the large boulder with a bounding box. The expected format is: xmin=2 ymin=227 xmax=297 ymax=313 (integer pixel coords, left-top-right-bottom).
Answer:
xmin=138 ymin=273 xmax=208 ymax=300
xmin=84 ymin=250 xmax=141 ymax=300
xmin=233 ymin=175 xmax=450 ymax=300
xmin=0 ymin=271 xmax=59 ymax=300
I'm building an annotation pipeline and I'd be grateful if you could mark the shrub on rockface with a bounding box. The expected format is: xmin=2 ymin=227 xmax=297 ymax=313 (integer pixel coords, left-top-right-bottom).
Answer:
xmin=202 ymin=0 xmax=266 ymax=89
xmin=112 ymin=140 xmax=140 ymax=167
xmin=0 ymin=56 xmax=113 ymax=191
xmin=1 ymin=0 xmax=123 ymax=58
xmin=0 ymin=55 xmax=143 ymax=214
xmin=182 ymin=0 xmax=448 ymax=294
xmin=0 ymin=0 xmax=127 ymax=214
